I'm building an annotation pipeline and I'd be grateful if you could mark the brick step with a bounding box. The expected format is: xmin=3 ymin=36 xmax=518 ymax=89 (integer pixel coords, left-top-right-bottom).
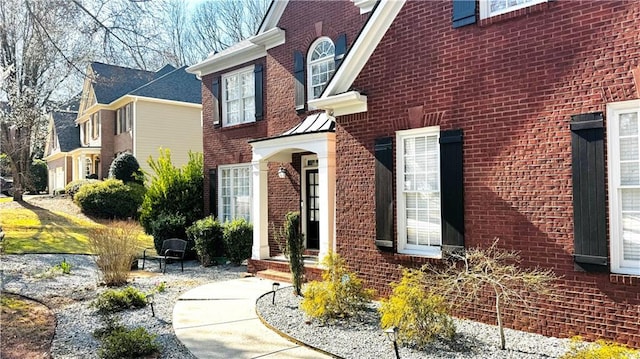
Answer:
xmin=256 ymin=269 xmax=292 ymax=283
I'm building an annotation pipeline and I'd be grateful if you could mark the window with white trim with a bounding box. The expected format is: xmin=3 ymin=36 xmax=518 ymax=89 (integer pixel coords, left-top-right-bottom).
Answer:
xmin=222 ymin=66 xmax=255 ymax=126
xmin=91 ymin=113 xmax=100 ymax=139
xmin=396 ymin=127 xmax=441 ymax=256
xmin=479 ymin=0 xmax=546 ymax=19
xmin=219 ymin=164 xmax=252 ymax=222
xmin=116 ymin=104 xmax=131 ymax=134
xmin=607 ymin=100 xmax=640 ymax=275
xmin=307 ymin=37 xmax=335 ymax=100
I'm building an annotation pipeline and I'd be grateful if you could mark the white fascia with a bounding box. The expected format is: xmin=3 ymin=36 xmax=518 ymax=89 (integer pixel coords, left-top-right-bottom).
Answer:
xmin=186 ymin=27 xmax=285 ymax=77
xmin=308 ymin=91 xmax=367 ymax=117
xmin=352 ymin=0 xmax=377 ymax=14
xmin=258 ymin=0 xmax=289 ymax=34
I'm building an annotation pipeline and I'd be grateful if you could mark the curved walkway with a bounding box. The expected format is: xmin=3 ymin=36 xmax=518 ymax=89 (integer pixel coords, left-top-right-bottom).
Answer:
xmin=173 ymin=277 xmax=331 ymax=359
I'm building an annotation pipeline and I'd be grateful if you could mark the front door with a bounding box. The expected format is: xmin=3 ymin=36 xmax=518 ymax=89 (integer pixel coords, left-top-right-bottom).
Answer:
xmin=305 ymin=169 xmax=320 ymax=250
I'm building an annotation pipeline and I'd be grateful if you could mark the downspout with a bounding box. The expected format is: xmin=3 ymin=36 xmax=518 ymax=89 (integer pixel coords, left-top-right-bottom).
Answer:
xmin=132 ymin=98 xmax=137 ymax=157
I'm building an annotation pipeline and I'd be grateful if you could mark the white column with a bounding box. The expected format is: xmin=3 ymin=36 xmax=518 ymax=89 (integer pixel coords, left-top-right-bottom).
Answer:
xmin=251 ymin=159 xmax=270 ymax=259
xmin=317 ymin=145 xmax=336 ymax=260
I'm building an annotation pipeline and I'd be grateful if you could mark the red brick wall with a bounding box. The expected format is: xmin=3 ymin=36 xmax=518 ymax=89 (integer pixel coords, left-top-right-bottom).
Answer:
xmin=99 ymin=109 xmax=115 ymax=179
xmin=336 ymin=0 xmax=640 ymax=347
xmin=201 ymin=0 xmax=367 ymax=249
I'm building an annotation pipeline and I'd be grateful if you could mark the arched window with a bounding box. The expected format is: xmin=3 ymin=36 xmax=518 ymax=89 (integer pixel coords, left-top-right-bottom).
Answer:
xmin=307 ymin=37 xmax=335 ymax=100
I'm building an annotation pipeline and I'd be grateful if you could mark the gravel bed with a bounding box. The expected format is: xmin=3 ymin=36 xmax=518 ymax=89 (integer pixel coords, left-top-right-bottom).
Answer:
xmin=257 ymin=286 xmax=573 ymax=359
xmin=0 ymin=254 xmax=246 ymax=359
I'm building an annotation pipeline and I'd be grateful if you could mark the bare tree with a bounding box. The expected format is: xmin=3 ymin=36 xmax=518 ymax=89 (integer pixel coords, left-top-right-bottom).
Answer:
xmin=0 ymin=0 xmax=83 ymax=200
xmin=423 ymin=239 xmax=558 ymax=350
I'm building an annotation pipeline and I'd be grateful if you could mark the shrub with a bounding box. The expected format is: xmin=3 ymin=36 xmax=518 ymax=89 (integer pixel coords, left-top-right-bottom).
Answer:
xmin=283 ymin=212 xmax=305 ymax=295
xmin=223 ymin=218 xmax=253 ymax=265
xmin=89 ymin=221 xmax=143 ymax=286
xmin=64 ymin=179 xmax=99 ymax=199
xmin=149 ymin=212 xmax=187 ymax=254
xmin=92 ymin=286 xmax=147 ymax=315
xmin=26 ymin=159 xmax=47 ymax=193
xmin=379 ymin=268 xmax=455 ymax=349
xmin=187 ymin=216 xmax=224 ymax=266
xmin=98 ymin=326 xmax=160 ymax=359
xmin=300 ymin=252 xmax=374 ymax=322
xmin=561 ymin=337 xmax=640 ymax=359
xmin=74 ymin=179 xmax=145 ymax=219
xmin=108 ymin=152 xmax=144 ymax=184
xmin=139 ymin=149 xmax=203 ymax=238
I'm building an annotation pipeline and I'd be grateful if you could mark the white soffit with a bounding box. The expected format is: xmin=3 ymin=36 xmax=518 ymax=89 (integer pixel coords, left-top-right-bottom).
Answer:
xmin=308 ymin=91 xmax=367 ymax=117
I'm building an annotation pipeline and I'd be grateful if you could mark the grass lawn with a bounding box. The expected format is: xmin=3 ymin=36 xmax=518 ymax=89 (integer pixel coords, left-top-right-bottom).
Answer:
xmin=0 ymin=197 xmax=153 ymax=254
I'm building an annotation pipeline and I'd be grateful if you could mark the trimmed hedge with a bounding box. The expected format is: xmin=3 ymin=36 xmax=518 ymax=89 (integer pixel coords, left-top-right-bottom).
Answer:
xmin=223 ymin=218 xmax=253 ymax=265
xmin=74 ymin=179 xmax=145 ymax=219
xmin=64 ymin=179 xmax=99 ymax=199
xmin=187 ymin=216 xmax=224 ymax=266
xmin=109 ymin=152 xmax=144 ymax=184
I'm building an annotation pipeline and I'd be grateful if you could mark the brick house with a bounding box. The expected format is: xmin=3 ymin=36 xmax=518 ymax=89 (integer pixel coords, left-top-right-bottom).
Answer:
xmin=70 ymin=62 xmax=202 ymax=185
xmin=188 ymin=0 xmax=640 ymax=346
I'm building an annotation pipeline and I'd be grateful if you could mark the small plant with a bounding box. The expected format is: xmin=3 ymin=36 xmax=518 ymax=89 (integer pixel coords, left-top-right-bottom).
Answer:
xmin=89 ymin=221 xmax=143 ymax=286
xmin=95 ymin=319 xmax=160 ymax=359
xmin=300 ymin=252 xmax=374 ymax=322
xmin=423 ymin=238 xmax=558 ymax=350
xmin=560 ymin=337 xmax=640 ymax=359
xmin=187 ymin=216 xmax=224 ymax=266
xmin=57 ymin=258 xmax=71 ymax=274
xmin=154 ymin=281 xmax=166 ymax=293
xmin=379 ymin=268 xmax=455 ymax=349
xmin=92 ymin=286 xmax=147 ymax=315
xmin=223 ymin=218 xmax=253 ymax=265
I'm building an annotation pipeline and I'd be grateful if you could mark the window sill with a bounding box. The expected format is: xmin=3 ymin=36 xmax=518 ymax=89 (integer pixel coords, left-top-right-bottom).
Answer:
xmin=219 ymin=121 xmax=258 ymax=131
xmin=479 ymin=1 xmax=552 ymax=27
xmin=609 ymin=274 xmax=640 ymax=286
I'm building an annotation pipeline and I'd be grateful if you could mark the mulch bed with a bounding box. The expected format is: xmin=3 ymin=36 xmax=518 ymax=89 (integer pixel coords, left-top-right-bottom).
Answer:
xmin=0 ymin=292 xmax=56 ymax=359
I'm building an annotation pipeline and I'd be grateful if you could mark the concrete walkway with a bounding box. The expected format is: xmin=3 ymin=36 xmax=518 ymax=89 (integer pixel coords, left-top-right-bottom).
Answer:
xmin=173 ymin=277 xmax=331 ymax=359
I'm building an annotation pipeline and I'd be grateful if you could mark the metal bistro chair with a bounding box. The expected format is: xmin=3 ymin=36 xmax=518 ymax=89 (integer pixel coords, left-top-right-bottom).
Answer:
xmin=142 ymin=238 xmax=187 ymax=273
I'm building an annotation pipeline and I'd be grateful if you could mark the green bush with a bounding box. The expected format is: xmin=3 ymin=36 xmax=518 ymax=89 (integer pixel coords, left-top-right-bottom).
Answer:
xmin=300 ymin=252 xmax=374 ymax=322
xmin=108 ymin=152 xmax=144 ymax=184
xmin=149 ymin=212 xmax=187 ymax=254
xmin=139 ymin=149 xmax=203 ymax=251
xmin=64 ymin=179 xmax=99 ymax=199
xmin=223 ymin=218 xmax=253 ymax=265
xmin=561 ymin=337 xmax=640 ymax=359
xmin=187 ymin=216 xmax=224 ymax=266
xmin=74 ymin=179 xmax=145 ymax=219
xmin=98 ymin=326 xmax=160 ymax=359
xmin=26 ymin=159 xmax=48 ymax=193
xmin=379 ymin=268 xmax=455 ymax=349
xmin=92 ymin=286 xmax=147 ymax=315
xmin=284 ymin=212 xmax=305 ymax=295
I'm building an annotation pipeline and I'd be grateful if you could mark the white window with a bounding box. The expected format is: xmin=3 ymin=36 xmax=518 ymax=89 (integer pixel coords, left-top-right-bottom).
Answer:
xmin=396 ymin=127 xmax=441 ymax=257
xmin=480 ymin=0 xmax=547 ymax=19
xmin=219 ymin=164 xmax=252 ymax=222
xmin=307 ymin=37 xmax=335 ymax=100
xmin=608 ymin=100 xmax=640 ymax=275
xmin=222 ymin=66 xmax=255 ymax=126
xmin=116 ymin=104 xmax=132 ymax=134
xmin=91 ymin=113 xmax=100 ymax=139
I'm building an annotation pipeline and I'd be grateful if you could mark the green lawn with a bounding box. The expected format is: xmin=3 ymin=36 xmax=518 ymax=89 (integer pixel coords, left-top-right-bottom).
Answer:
xmin=0 ymin=199 xmax=153 ymax=254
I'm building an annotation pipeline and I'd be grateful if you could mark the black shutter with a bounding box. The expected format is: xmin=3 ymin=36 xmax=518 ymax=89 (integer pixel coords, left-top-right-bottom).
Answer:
xmin=452 ymin=0 xmax=477 ymax=28
xmin=294 ymin=51 xmax=305 ymax=112
xmin=212 ymin=77 xmax=221 ymax=127
xmin=571 ymin=112 xmax=607 ymax=268
xmin=375 ymin=137 xmax=394 ymax=249
xmin=254 ymin=64 xmax=264 ymax=121
xmin=440 ymin=129 xmax=465 ymax=254
xmin=334 ymin=33 xmax=347 ymax=69
xmin=209 ymin=168 xmax=218 ymax=218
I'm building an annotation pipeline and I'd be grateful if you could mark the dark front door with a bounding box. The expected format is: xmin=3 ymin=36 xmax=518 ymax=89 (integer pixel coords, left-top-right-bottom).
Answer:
xmin=305 ymin=169 xmax=320 ymax=249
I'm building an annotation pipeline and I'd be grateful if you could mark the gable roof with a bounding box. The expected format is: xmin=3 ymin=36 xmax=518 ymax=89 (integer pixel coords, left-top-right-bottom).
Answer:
xmin=89 ymin=62 xmax=157 ymax=104
xmin=129 ymin=66 xmax=201 ymax=104
xmin=52 ymin=110 xmax=80 ymax=152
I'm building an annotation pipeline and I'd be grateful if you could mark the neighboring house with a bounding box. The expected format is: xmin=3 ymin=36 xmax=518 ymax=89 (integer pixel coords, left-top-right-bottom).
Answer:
xmin=73 ymin=62 xmax=202 ymax=181
xmin=188 ymin=0 xmax=640 ymax=346
xmin=43 ymin=109 xmax=81 ymax=193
